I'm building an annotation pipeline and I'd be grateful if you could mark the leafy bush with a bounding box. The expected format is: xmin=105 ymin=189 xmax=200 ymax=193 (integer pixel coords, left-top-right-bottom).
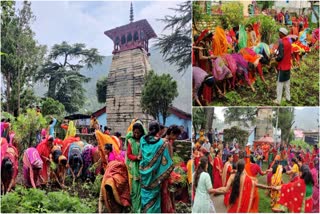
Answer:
xmin=12 ymin=109 xmax=47 ymax=150
xmin=1 ymin=185 xmax=96 ymax=213
xmin=220 ymin=2 xmax=244 ymax=29
xmin=246 ymin=15 xmax=280 ymax=44
xmin=289 ymin=140 xmax=312 ymax=151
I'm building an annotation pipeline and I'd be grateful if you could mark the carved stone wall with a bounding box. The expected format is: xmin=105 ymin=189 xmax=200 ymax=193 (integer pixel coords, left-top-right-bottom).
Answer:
xmin=106 ymin=48 xmax=152 ymax=133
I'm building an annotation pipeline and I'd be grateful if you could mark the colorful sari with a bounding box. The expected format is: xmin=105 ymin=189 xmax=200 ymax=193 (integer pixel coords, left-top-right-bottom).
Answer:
xmin=227 ymin=171 xmax=256 ymax=213
xmin=23 ymin=148 xmax=43 ymax=188
xmin=126 ymin=130 xmax=144 ymax=213
xmin=1 ymin=138 xmax=18 ymax=188
xmin=274 ymin=178 xmax=313 ymax=212
xmin=212 ymin=26 xmax=228 ymax=56
xmin=64 ymin=121 xmax=76 ymax=139
xmin=139 ymin=136 xmax=174 ymax=213
xmin=99 ymin=160 xmax=131 ymax=212
xmin=270 ymin=165 xmax=283 ymax=210
xmin=212 ymin=57 xmax=232 ymax=81
xmin=213 ymin=156 xmax=223 ymax=188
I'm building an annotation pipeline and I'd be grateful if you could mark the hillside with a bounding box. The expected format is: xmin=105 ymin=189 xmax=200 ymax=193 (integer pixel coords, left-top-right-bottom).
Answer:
xmin=293 ymin=108 xmax=319 ymax=131
xmin=34 ymin=46 xmax=191 ymax=114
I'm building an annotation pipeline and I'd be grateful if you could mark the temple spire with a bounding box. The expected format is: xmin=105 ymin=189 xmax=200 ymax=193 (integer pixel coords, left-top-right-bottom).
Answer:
xmin=130 ymin=2 xmax=134 ymax=23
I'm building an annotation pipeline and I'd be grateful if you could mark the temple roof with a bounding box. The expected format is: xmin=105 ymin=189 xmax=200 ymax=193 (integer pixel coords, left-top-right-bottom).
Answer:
xmin=104 ymin=19 xmax=157 ymax=41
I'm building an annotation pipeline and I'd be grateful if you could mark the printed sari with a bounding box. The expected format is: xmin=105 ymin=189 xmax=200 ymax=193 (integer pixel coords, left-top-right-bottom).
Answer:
xmin=227 ymin=171 xmax=256 ymax=213
xmin=23 ymin=148 xmax=43 ymax=188
xmin=270 ymin=165 xmax=283 ymax=210
xmin=99 ymin=160 xmax=131 ymax=213
xmin=274 ymin=178 xmax=313 ymax=212
xmin=139 ymin=136 xmax=174 ymax=213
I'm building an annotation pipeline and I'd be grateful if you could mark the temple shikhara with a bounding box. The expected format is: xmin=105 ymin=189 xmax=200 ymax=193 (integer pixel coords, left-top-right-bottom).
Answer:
xmin=104 ymin=3 xmax=156 ymax=132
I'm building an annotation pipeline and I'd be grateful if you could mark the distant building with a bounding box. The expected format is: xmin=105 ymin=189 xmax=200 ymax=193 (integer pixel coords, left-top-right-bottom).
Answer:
xmin=302 ymin=131 xmax=319 ymax=145
xmin=92 ymin=105 xmax=191 ymax=138
xmin=273 ymin=0 xmax=311 ymax=15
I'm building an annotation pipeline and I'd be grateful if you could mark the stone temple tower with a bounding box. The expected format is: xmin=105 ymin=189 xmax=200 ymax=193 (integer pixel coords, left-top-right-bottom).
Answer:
xmin=255 ymin=107 xmax=273 ymax=140
xmin=104 ymin=3 xmax=157 ymax=132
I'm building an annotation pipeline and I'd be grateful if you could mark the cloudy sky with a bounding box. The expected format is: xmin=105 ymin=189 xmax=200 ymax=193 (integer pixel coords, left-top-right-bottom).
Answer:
xmin=17 ymin=1 xmax=182 ymax=56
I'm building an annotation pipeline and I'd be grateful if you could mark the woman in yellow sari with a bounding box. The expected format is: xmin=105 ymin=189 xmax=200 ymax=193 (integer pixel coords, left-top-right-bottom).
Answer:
xmin=270 ymin=161 xmax=284 ymax=211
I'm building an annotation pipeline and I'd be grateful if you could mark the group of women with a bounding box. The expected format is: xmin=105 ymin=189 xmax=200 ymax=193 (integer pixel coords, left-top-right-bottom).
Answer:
xmin=1 ymin=114 xmax=192 ymax=213
xmin=192 ymin=20 xmax=319 ymax=106
xmin=192 ymin=139 xmax=319 ymax=213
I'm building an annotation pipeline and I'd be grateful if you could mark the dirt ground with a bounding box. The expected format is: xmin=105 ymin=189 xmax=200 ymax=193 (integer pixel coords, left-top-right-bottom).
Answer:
xmin=211 ymin=194 xmax=227 ymax=213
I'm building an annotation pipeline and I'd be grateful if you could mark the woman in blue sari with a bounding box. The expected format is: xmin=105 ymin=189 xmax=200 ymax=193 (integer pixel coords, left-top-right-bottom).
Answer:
xmin=139 ymin=121 xmax=174 ymax=213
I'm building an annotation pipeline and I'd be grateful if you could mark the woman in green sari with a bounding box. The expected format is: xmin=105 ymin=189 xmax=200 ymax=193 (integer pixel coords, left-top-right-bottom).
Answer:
xmin=126 ymin=121 xmax=146 ymax=213
xmin=139 ymin=121 xmax=174 ymax=213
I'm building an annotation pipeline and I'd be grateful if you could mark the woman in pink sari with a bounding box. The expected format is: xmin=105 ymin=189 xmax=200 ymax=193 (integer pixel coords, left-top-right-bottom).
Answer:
xmin=1 ymin=137 xmax=19 ymax=193
xmin=23 ymin=148 xmax=43 ymax=188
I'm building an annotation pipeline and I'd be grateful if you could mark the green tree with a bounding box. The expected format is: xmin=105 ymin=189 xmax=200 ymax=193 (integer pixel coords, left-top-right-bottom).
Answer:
xmin=1 ymin=1 xmax=46 ymax=115
xmin=192 ymin=107 xmax=206 ymax=135
xmin=223 ymin=126 xmax=249 ymax=146
xmin=220 ymin=2 xmax=244 ymax=29
xmin=156 ymin=1 xmax=191 ymax=73
xmin=12 ymin=108 xmax=47 ymax=149
xmin=36 ymin=42 xmax=103 ymax=113
xmin=141 ymin=71 xmax=178 ymax=125
xmin=224 ymin=107 xmax=257 ymax=128
xmin=246 ymin=15 xmax=280 ymax=44
xmin=256 ymin=1 xmax=274 ymax=10
xmin=272 ymin=107 xmax=295 ymax=144
xmin=41 ymin=97 xmax=65 ymax=117
xmin=96 ymin=76 xmax=107 ymax=103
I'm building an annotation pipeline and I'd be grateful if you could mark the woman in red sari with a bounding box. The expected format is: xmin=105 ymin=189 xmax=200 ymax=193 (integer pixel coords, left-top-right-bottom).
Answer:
xmin=215 ymin=159 xmax=272 ymax=212
xmin=36 ymin=136 xmax=54 ymax=184
xmin=273 ymin=165 xmax=314 ymax=212
xmin=222 ymin=154 xmax=234 ymax=206
xmin=213 ymin=149 xmax=223 ymax=188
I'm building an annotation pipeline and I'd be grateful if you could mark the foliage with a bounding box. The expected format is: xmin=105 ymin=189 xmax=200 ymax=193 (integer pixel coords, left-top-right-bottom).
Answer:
xmin=220 ymin=2 xmax=244 ymax=29
xmin=82 ymin=174 xmax=103 ymax=197
xmin=192 ymin=1 xmax=215 ymax=32
xmin=246 ymin=15 xmax=280 ymax=44
xmin=289 ymin=140 xmax=312 ymax=151
xmin=272 ymin=108 xmax=295 ymax=144
xmin=223 ymin=126 xmax=249 ymax=146
xmin=224 ymin=107 xmax=256 ymax=128
xmin=1 ymin=185 xmax=96 ymax=213
xmin=12 ymin=108 xmax=47 ymax=150
xmin=96 ymin=76 xmax=107 ymax=103
xmin=156 ymin=1 xmax=191 ymax=73
xmin=1 ymin=1 xmax=46 ymax=115
xmin=175 ymin=201 xmax=191 ymax=213
xmin=256 ymin=1 xmax=275 ymax=11
xmin=1 ymin=111 xmax=15 ymax=122
xmin=36 ymin=41 xmax=103 ymax=113
xmin=192 ymin=107 xmax=206 ymax=134
xmin=41 ymin=97 xmax=65 ymax=117
xmin=141 ymin=70 xmax=178 ymax=125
